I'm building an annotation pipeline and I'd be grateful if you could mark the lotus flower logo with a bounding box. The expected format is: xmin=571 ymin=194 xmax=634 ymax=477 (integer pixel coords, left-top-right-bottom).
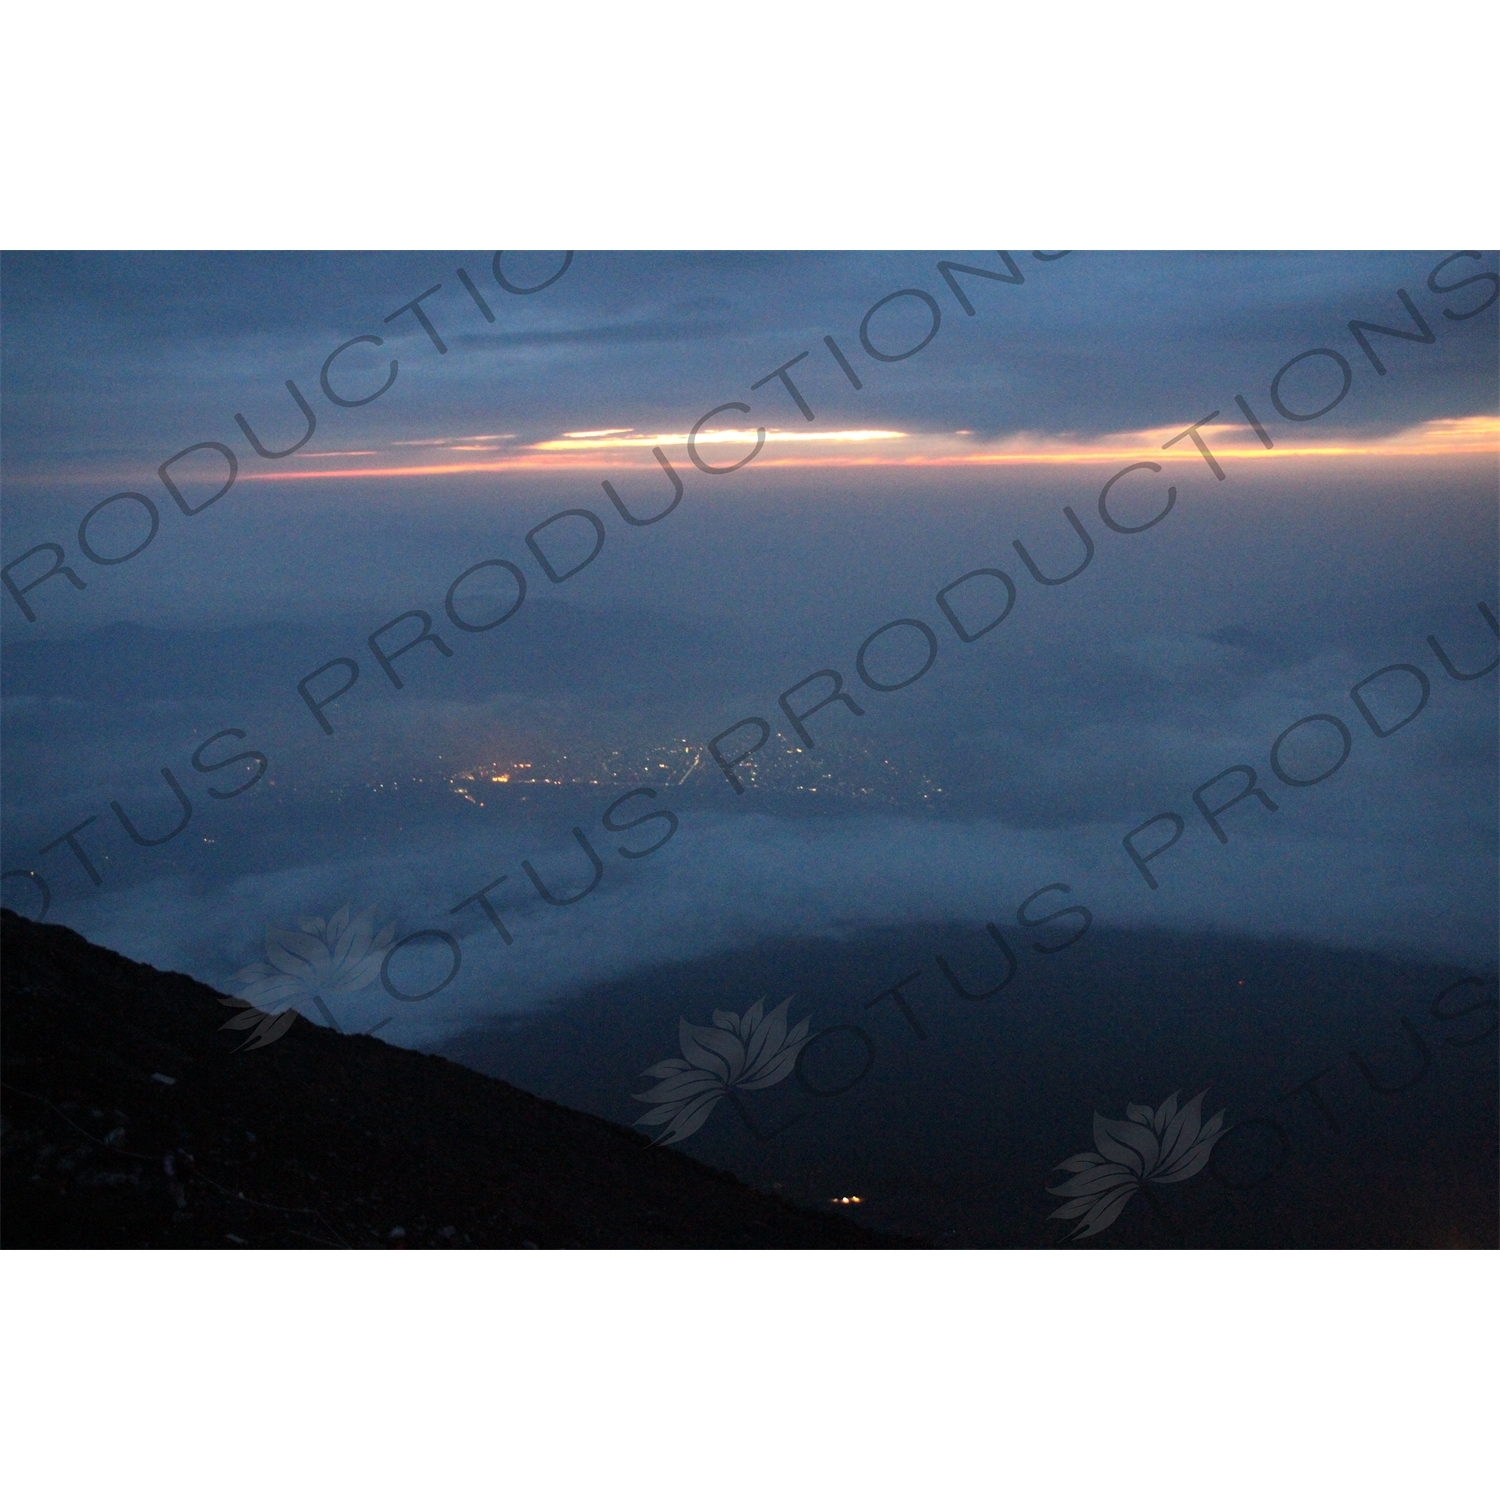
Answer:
xmin=633 ymin=997 xmax=812 ymax=1145
xmin=1048 ymin=1090 xmax=1226 ymax=1241
xmin=219 ymin=904 xmax=396 ymax=1051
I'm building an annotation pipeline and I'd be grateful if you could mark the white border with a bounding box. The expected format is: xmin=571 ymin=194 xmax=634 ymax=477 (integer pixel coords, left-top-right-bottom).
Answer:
xmin=2 ymin=1251 xmax=1495 ymax=1495
xmin=2 ymin=2 xmax=1497 ymax=248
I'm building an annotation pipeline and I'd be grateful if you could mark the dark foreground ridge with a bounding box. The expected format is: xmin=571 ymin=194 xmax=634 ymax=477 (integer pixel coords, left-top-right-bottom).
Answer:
xmin=1 ymin=912 xmax=921 ymax=1249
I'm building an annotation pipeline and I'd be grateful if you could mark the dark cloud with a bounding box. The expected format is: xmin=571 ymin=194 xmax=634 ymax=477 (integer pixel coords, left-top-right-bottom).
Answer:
xmin=5 ymin=251 xmax=1495 ymax=476
xmin=454 ymin=313 xmax=740 ymax=349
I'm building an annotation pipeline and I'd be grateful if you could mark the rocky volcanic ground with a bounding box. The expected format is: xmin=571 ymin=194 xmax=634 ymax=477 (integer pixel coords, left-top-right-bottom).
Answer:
xmin=1 ymin=911 xmax=920 ymax=1250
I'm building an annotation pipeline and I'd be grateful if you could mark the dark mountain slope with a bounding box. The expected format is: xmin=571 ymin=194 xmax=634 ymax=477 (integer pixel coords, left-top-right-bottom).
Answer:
xmin=0 ymin=911 xmax=919 ymax=1249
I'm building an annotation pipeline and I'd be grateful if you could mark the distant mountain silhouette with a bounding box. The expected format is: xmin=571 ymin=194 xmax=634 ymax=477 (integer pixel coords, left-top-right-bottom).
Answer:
xmin=0 ymin=911 xmax=919 ymax=1249
xmin=448 ymin=922 xmax=1498 ymax=1248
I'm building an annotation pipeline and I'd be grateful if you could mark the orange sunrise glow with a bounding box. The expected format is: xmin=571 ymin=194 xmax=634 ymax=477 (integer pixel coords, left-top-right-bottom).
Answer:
xmin=233 ymin=413 xmax=1500 ymax=484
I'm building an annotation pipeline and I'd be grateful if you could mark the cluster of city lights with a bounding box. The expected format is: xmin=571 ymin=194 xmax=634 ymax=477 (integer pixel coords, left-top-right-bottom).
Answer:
xmin=442 ymin=735 xmax=946 ymax=804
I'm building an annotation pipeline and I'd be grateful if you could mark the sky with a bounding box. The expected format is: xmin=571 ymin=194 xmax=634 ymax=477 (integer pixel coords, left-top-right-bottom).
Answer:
xmin=2 ymin=249 xmax=1496 ymax=1046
